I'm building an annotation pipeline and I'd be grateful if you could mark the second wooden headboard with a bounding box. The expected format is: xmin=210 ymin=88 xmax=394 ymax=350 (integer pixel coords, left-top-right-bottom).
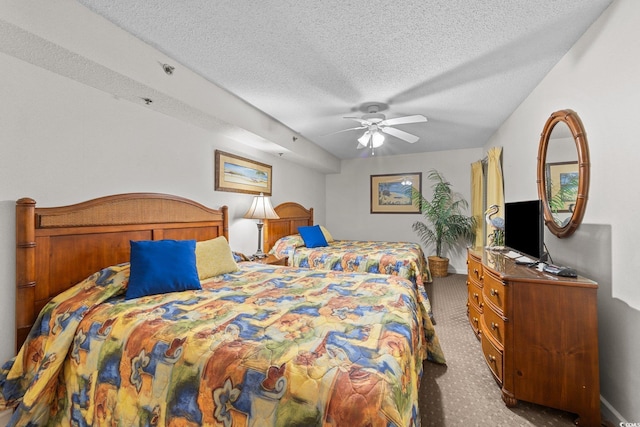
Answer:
xmin=263 ymin=202 xmax=313 ymax=252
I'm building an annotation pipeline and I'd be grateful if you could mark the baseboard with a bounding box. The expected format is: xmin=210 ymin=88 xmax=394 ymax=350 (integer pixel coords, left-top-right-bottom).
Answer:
xmin=601 ymin=395 xmax=626 ymax=425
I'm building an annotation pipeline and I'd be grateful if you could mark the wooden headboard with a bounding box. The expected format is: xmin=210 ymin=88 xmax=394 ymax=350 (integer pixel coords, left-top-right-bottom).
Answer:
xmin=15 ymin=193 xmax=228 ymax=352
xmin=263 ymin=202 xmax=313 ymax=252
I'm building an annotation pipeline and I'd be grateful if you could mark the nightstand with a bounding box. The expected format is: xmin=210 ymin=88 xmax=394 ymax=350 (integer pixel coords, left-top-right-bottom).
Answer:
xmin=253 ymin=254 xmax=288 ymax=266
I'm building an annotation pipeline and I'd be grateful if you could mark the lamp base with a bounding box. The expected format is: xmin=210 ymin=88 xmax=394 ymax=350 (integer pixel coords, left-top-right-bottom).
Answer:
xmin=253 ymin=222 xmax=267 ymax=259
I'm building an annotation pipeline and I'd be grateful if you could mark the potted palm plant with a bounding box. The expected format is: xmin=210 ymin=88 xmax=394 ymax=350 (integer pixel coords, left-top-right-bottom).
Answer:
xmin=410 ymin=169 xmax=476 ymax=277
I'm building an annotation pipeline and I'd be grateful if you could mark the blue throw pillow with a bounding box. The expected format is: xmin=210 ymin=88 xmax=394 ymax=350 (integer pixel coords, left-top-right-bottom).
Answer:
xmin=298 ymin=225 xmax=328 ymax=248
xmin=126 ymin=239 xmax=201 ymax=300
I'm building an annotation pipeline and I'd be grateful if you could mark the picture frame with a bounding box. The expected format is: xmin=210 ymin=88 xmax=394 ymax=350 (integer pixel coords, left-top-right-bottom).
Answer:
xmin=215 ymin=150 xmax=273 ymax=195
xmin=545 ymin=161 xmax=579 ymax=212
xmin=370 ymin=172 xmax=422 ymax=214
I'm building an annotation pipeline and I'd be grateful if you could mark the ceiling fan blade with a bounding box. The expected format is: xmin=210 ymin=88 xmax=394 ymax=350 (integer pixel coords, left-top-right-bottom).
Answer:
xmin=321 ymin=125 xmax=367 ymax=137
xmin=379 ymin=115 xmax=427 ymax=127
xmin=380 ymin=126 xmax=420 ymax=143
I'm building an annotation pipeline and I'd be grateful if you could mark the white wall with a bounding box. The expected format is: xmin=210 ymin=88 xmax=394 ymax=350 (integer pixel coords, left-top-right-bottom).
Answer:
xmin=486 ymin=0 xmax=639 ymax=422
xmin=0 ymin=51 xmax=326 ymax=371
xmin=326 ymin=148 xmax=482 ymax=274
xmin=496 ymin=0 xmax=640 ymax=307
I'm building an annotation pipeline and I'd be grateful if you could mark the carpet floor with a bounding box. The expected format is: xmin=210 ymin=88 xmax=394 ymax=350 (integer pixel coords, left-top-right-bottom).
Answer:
xmin=418 ymin=273 xmax=585 ymax=426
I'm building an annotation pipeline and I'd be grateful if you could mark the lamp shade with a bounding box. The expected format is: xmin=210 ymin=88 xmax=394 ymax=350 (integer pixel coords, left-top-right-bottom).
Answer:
xmin=371 ymin=131 xmax=385 ymax=148
xmin=358 ymin=131 xmax=371 ymax=146
xmin=243 ymin=193 xmax=279 ymax=220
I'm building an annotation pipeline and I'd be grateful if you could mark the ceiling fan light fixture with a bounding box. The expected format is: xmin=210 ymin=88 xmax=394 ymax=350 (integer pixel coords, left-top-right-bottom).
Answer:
xmin=339 ymin=102 xmax=427 ymax=153
xmin=371 ymin=131 xmax=385 ymax=148
xmin=357 ymin=131 xmax=371 ymax=146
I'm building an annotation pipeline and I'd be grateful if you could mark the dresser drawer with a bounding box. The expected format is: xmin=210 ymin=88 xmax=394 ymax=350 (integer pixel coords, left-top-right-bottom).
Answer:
xmin=467 ymin=253 xmax=483 ymax=284
xmin=483 ymin=269 xmax=508 ymax=314
xmin=481 ymin=331 xmax=504 ymax=384
xmin=468 ymin=279 xmax=484 ymax=309
xmin=468 ymin=275 xmax=482 ymax=291
xmin=468 ymin=298 xmax=482 ymax=337
xmin=483 ymin=303 xmax=506 ymax=346
xmin=468 ymin=274 xmax=483 ymax=289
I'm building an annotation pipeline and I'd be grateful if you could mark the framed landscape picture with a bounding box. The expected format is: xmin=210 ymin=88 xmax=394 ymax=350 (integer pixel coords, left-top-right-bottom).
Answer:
xmin=370 ymin=172 xmax=422 ymax=214
xmin=215 ymin=150 xmax=272 ymax=195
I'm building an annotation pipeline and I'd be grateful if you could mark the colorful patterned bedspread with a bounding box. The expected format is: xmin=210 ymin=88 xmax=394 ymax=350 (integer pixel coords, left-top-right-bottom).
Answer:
xmin=1 ymin=262 xmax=445 ymax=426
xmin=269 ymin=238 xmax=435 ymax=322
xmin=270 ymin=239 xmax=432 ymax=286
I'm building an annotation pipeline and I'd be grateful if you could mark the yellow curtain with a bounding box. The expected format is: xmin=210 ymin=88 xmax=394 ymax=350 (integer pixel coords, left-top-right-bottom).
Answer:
xmin=486 ymin=146 xmax=505 ymax=243
xmin=471 ymin=161 xmax=484 ymax=248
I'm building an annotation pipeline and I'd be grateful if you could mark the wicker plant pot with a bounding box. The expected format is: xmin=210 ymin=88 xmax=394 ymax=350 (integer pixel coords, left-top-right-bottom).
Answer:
xmin=428 ymin=256 xmax=449 ymax=278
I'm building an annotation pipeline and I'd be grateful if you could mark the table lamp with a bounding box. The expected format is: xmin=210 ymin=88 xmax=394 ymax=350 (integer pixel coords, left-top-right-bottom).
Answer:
xmin=243 ymin=193 xmax=279 ymax=258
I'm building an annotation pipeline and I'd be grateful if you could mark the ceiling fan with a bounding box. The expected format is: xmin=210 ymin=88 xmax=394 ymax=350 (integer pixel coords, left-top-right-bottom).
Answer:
xmin=339 ymin=102 xmax=428 ymax=150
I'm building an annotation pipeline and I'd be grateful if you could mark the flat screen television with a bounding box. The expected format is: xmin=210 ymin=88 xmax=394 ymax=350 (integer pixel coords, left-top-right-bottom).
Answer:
xmin=504 ymin=199 xmax=546 ymax=261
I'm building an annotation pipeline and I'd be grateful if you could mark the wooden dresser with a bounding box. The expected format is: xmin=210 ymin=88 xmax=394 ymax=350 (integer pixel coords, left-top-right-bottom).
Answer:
xmin=466 ymin=248 xmax=601 ymax=426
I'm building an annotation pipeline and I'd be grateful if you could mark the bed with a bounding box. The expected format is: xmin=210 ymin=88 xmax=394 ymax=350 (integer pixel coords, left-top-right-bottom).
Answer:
xmin=2 ymin=193 xmax=444 ymax=426
xmin=263 ymin=202 xmax=434 ymax=325
xmin=263 ymin=202 xmax=431 ymax=286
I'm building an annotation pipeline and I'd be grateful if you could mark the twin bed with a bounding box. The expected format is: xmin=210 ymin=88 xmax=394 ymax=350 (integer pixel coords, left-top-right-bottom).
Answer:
xmin=2 ymin=193 xmax=443 ymax=426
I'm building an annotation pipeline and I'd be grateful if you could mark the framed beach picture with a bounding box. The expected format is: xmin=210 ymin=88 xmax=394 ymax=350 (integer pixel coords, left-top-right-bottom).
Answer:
xmin=215 ymin=150 xmax=272 ymax=195
xmin=370 ymin=172 xmax=422 ymax=214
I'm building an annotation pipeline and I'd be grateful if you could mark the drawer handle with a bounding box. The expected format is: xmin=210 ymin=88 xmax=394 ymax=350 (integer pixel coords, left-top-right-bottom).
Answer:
xmin=472 ymin=317 xmax=479 ymax=324
xmin=491 ymin=322 xmax=498 ymax=330
xmin=474 ymin=268 xmax=479 ymax=277
xmin=490 ymin=288 xmax=498 ymax=296
xmin=488 ymin=354 xmax=496 ymax=363
xmin=473 ymin=292 xmax=479 ymax=300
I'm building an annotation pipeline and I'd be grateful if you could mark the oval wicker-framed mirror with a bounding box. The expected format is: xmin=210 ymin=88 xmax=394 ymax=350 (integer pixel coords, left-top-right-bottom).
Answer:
xmin=537 ymin=109 xmax=590 ymax=238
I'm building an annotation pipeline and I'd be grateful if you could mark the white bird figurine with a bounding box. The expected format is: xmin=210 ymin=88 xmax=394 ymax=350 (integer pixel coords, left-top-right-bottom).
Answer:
xmin=484 ymin=204 xmax=505 ymax=249
xmin=485 ymin=204 xmax=504 ymax=229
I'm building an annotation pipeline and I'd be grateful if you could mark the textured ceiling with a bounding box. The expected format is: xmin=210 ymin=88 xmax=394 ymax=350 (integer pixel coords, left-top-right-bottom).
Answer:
xmin=76 ymin=0 xmax=612 ymax=159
